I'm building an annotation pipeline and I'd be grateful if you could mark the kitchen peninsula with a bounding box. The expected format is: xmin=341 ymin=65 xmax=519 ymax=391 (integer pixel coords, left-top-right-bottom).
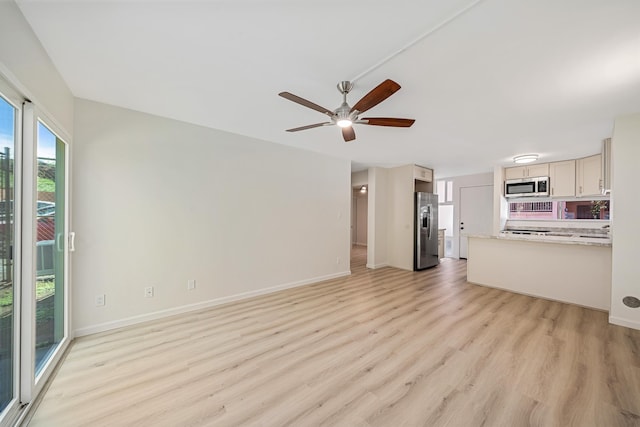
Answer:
xmin=467 ymin=233 xmax=611 ymax=310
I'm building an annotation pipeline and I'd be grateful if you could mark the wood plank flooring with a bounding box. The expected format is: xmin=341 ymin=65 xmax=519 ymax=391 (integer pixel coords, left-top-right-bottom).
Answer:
xmin=28 ymin=247 xmax=640 ymax=426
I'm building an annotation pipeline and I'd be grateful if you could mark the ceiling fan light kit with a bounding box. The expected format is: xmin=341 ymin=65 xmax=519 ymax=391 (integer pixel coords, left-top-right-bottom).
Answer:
xmin=336 ymin=119 xmax=352 ymax=128
xmin=279 ymin=79 xmax=415 ymax=142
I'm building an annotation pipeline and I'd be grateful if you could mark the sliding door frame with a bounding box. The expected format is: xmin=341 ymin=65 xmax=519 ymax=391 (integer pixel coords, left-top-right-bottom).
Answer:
xmin=20 ymin=103 xmax=71 ymax=402
xmin=19 ymin=102 xmax=35 ymax=403
xmin=0 ymin=75 xmax=24 ymax=427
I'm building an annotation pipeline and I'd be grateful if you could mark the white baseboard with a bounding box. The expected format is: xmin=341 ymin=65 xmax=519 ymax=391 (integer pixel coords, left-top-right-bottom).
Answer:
xmin=366 ymin=262 xmax=388 ymax=269
xmin=609 ymin=316 xmax=640 ymax=331
xmin=74 ymin=270 xmax=351 ymax=337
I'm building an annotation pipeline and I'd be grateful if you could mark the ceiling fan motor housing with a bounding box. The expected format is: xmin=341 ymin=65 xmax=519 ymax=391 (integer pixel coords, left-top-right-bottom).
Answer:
xmin=337 ymin=81 xmax=353 ymax=94
xmin=335 ymin=102 xmax=353 ymax=123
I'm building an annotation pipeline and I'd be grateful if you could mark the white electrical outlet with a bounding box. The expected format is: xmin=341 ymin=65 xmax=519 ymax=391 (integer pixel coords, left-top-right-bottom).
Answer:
xmin=144 ymin=286 xmax=154 ymax=298
xmin=187 ymin=279 xmax=196 ymax=290
xmin=336 ymin=256 xmax=341 ymax=265
xmin=95 ymin=294 xmax=105 ymax=307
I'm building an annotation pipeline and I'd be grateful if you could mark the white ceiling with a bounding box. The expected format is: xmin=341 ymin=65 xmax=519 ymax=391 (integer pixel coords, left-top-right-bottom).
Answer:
xmin=16 ymin=0 xmax=640 ymax=177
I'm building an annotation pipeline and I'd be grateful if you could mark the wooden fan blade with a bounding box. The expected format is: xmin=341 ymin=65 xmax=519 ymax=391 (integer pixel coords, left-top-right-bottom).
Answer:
xmin=350 ymin=79 xmax=401 ymax=114
xmin=342 ymin=126 xmax=356 ymax=142
xmin=279 ymin=92 xmax=334 ymax=116
xmin=286 ymin=122 xmax=332 ymax=132
xmin=361 ymin=117 xmax=415 ymax=127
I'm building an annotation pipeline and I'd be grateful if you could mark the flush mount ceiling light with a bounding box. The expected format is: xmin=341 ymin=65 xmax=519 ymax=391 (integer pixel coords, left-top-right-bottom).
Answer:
xmin=513 ymin=154 xmax=539 ymax=164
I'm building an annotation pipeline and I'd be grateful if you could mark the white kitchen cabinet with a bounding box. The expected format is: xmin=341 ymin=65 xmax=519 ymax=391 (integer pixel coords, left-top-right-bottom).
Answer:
xmin=413 ymin=165 xmax=433 ymax=182
xmin=576 ymin=154 xmax=602 ymax=197
xmin=414 ymin=165 xmax=434 ymax=193
xmin=504 ymin=163 xmax=549 ymax=179
xmin=549 ymin=160 xmax=575 ymax=197
xmin=527 ymin=163 xmax=550 ymax=177
xmin=504 ymin=166 xmax=526 ymax=180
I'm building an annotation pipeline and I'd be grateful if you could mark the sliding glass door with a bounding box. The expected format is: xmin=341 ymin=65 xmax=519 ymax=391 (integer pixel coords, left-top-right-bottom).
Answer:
xmin=0 ymin=81 xmax=70 ymax=425
xmin=0 ymin=84 xmax=19 ymax=423
xmin=34 ymin=122 xmax=66 ymax=376
xmin=20 ymin=105 xmax=70 ymax=403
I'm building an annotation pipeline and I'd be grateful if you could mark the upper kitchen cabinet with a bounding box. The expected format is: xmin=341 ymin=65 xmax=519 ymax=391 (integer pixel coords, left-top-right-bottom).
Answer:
xmin=414 ymin=165 xmax=433 ymax=182
xmin=414 ymin=165 xmax=433 ymax=192
xmin=504 ymin=163 xmax=549 ymax=179
xmin=576 ymin=154 xmax=602 ymax=197
xmin=549 ymin=160 xmax=576 ymax=197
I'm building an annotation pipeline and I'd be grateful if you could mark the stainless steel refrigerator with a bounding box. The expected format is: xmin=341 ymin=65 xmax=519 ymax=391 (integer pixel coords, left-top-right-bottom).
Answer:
xmin=415 ymin=192 xmax=439 ymax=270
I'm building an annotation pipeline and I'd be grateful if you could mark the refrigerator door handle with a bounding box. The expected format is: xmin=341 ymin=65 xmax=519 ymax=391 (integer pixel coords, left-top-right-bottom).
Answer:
xmin=426 ymin=205 xmax=432 ymax=239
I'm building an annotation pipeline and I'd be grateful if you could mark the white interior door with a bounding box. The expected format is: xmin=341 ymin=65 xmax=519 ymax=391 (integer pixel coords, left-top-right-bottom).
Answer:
xmin=459 ymin=185 xmax=493 ymax=259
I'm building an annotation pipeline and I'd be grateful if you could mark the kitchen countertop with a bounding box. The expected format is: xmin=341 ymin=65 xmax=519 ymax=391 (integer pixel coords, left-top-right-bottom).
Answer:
xmin=466 ymin=233 xmax=612 ymax=247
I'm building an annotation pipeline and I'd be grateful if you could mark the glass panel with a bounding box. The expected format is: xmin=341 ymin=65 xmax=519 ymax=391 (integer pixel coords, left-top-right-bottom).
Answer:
xmin=561 ymin=200 xmax=610 ymax=220
xmin=35 ymin=122 xmax=65 ymax=375
xmin=509 ymin=201 xmax=555 ymax=220
xmin=439 ymin=205 xmax=454 ymax=257
xmin=446 ymin=181 xmax=453 ymax=202
xmin=0 ymin=96 xmax=16 ymax=413
xmin=436 ymin=180 xmax=445 ymax=200
xmin=508 ymin=200 xmax=610 ymax=220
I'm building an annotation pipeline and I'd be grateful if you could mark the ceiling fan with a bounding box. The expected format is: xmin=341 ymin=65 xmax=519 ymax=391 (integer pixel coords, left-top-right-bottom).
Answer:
xmin=278 ymin=79 xmax=415 ymax=142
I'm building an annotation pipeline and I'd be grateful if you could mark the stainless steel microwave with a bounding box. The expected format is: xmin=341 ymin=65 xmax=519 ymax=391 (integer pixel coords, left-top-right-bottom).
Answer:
xmin=504 ymin=176 xmax=550 ymax=198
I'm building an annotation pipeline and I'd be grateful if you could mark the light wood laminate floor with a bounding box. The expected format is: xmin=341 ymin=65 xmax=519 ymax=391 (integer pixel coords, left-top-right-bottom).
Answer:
xmin=29 ymin=248 xmax=640 ymax=426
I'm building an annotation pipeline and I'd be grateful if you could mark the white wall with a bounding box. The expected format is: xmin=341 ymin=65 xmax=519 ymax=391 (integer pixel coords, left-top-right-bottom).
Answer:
xmin=610 ymin=113 xmax=640 ymax=330
xmin=493 ymin=165 xmax=508 ymax=235
xmin=386 ymin=165 xmax=414 ymax=270
xmin=72 ymin=99 xmax=351 ymax=335
xmin=367 ymin=167 xmax=388 ymax=268
xmin=0 ymin=1 xmax=74 ymax=135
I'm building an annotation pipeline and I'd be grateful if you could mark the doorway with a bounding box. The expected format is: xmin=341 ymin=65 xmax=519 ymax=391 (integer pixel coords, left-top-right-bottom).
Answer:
xmin=352 ymin=186 xmax=368 ymax=247
xmin=351 ymin=185 xmax=368 ymax=271
xmin=459 ymin=185 xmax=493 ymax=259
